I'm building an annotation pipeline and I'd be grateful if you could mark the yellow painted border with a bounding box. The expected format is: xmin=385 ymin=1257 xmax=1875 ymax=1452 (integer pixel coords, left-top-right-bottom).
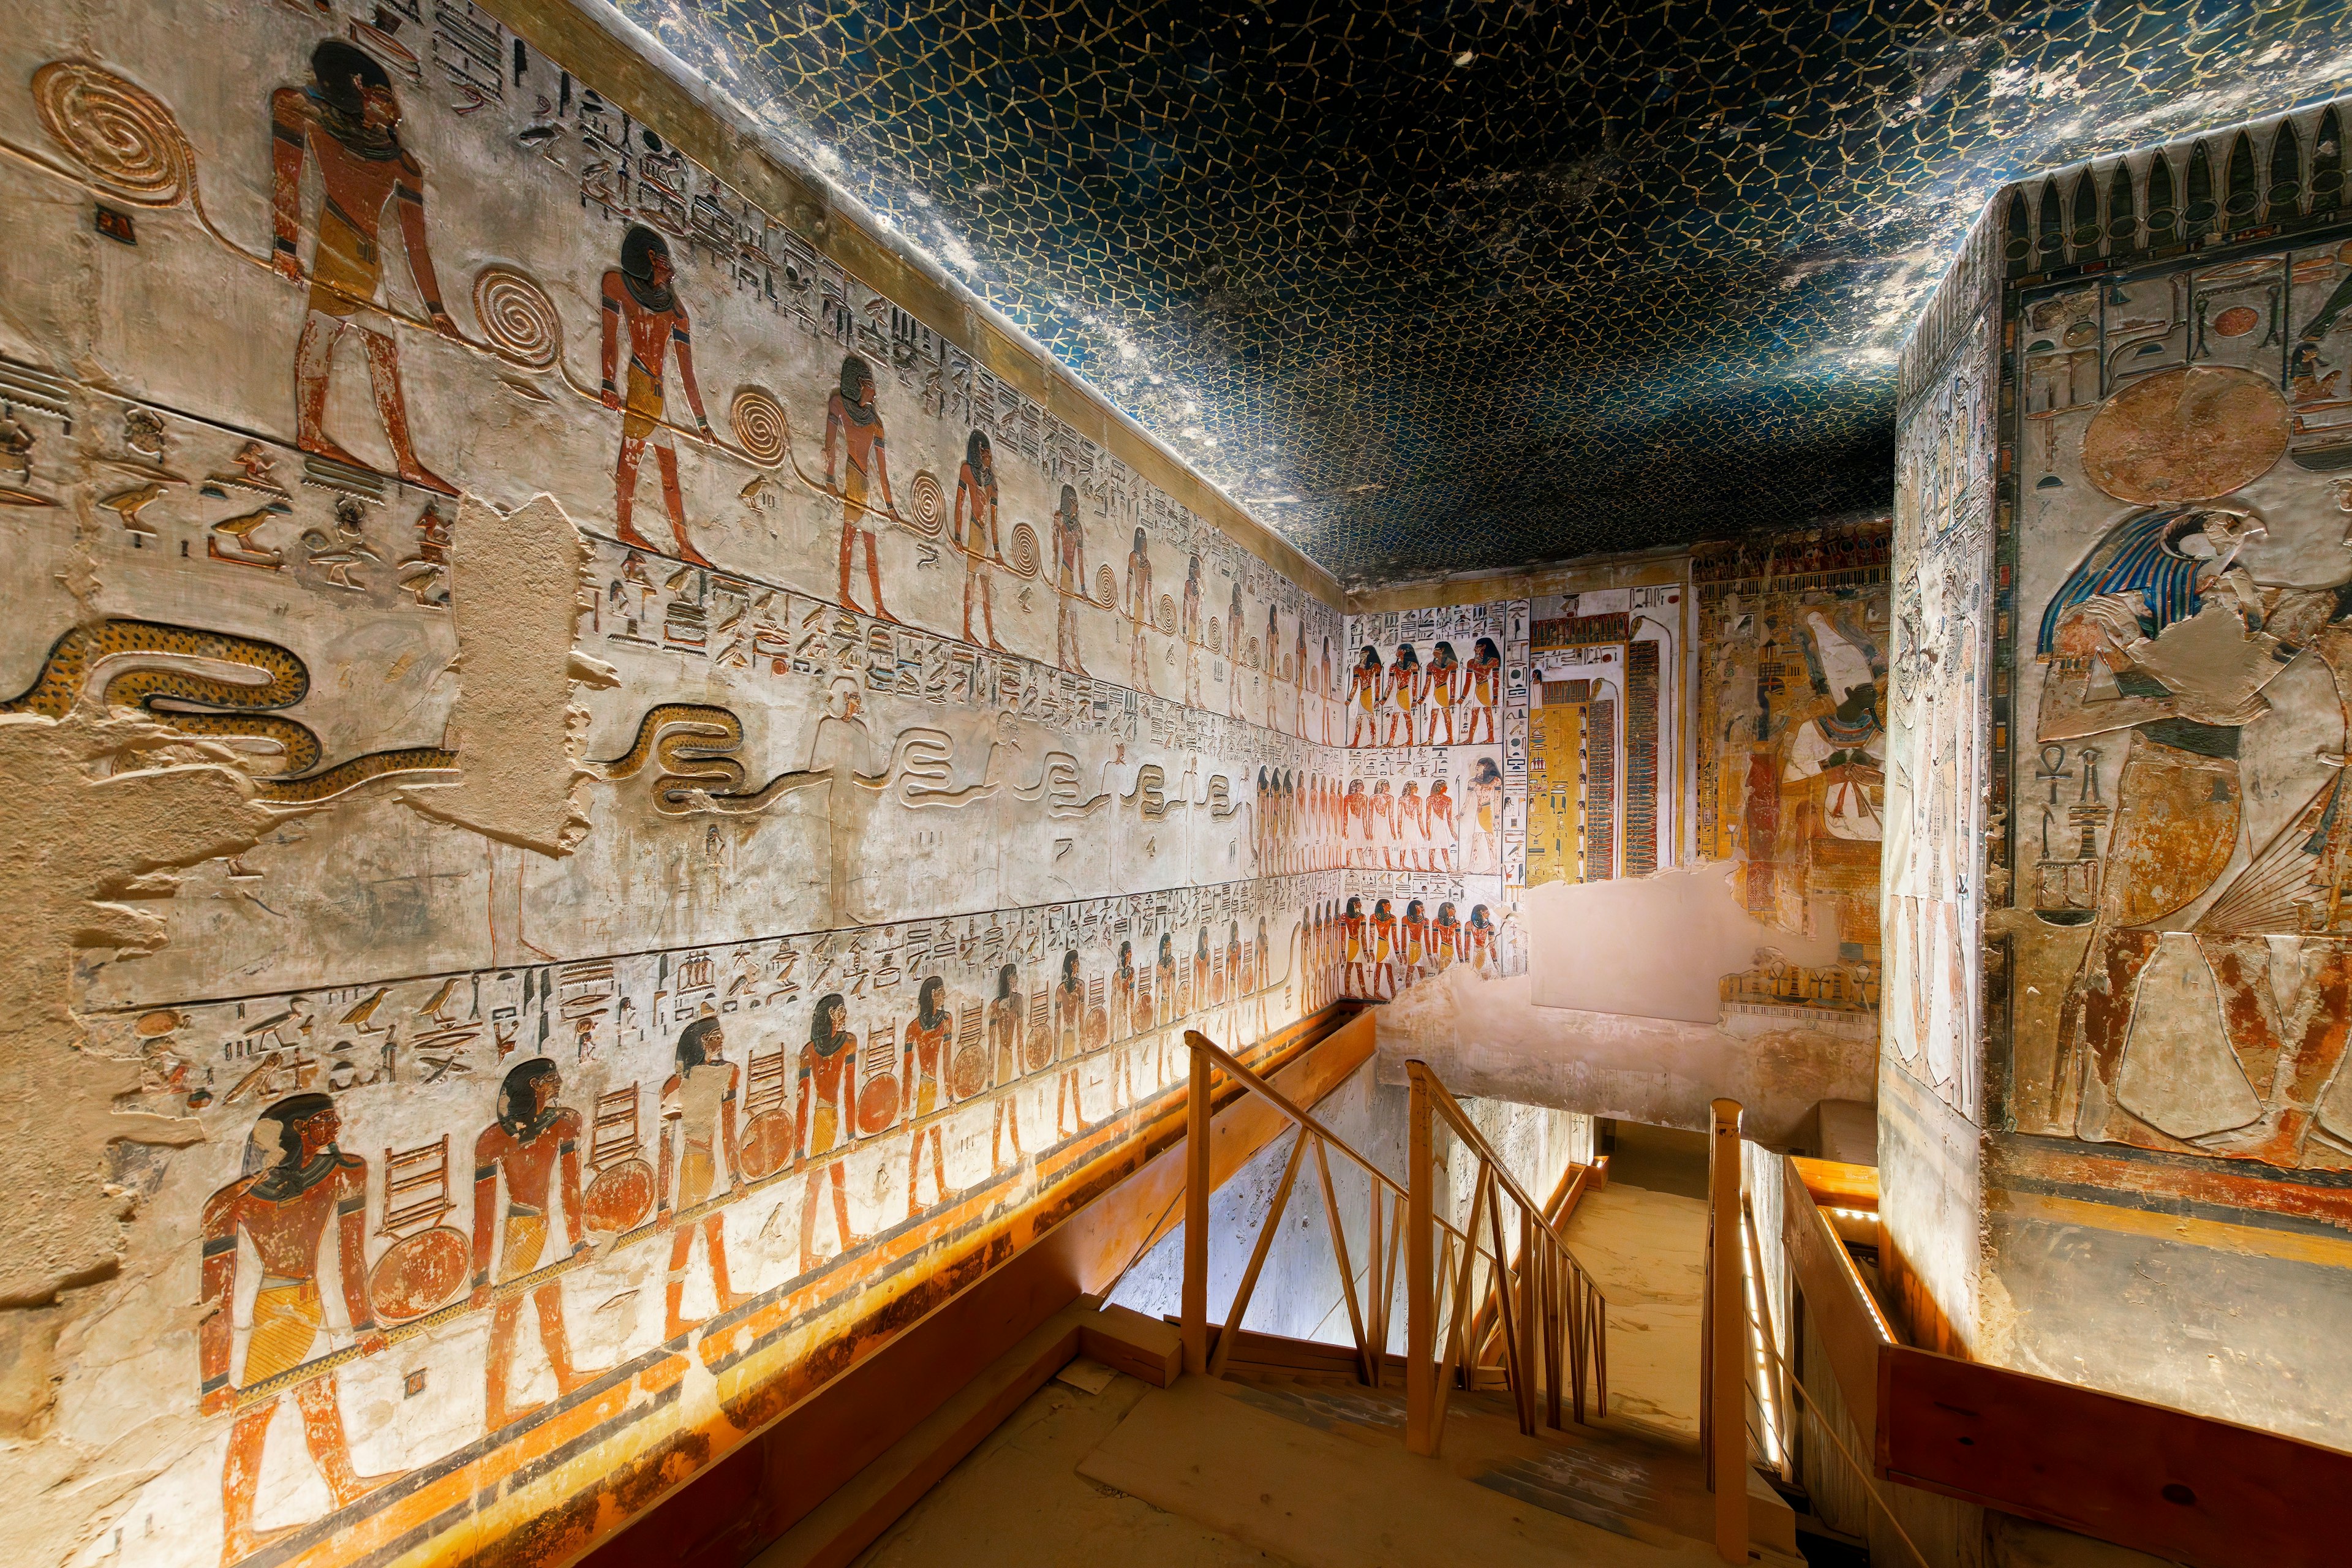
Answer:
xmin=1993 ymin=1188 xmax=2352 ymax=1272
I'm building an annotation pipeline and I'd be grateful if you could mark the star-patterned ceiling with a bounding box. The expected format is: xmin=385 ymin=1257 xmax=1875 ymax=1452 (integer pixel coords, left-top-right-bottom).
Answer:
xmin=623 ymin=0 xmax=2352 ymax=586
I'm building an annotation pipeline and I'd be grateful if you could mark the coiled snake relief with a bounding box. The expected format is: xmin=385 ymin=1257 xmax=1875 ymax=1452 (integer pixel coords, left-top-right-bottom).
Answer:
xmin=1 ymin=619 xmax=456 ymax=802
xmin=586 ymin=703 xmax=820 ymax=815
xmin=591 ymin=704 xmax=1003 ymax=816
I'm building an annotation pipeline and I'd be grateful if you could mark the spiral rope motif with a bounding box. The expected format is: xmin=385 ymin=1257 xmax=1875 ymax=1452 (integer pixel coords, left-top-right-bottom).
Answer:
xmin=1156 ymin=594 xmax=1178 ymax=636
xmin=1096 ymin=564 xmax=1118 ymax=607
xmin=729 ymin=387 xmax=788 ymax=467
xmin=906 ymin=469 xmax=946 ymax=536
xmin=1005 ymin=521 xmax=1042 ymax=579
xmin=32 ymin=62 xmax=195 ymax=208
xmin=470 ymin=266 xmax=562 ymax=369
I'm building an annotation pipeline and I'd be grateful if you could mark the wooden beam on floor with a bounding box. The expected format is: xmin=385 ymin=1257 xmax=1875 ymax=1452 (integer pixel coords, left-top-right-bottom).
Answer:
xmin=1782 ymin=1154 xmax=2352 ymax=1568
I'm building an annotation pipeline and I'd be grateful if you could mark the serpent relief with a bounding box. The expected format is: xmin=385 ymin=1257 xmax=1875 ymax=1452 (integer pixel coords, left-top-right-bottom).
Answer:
xmin=1 ymin=619 xmax=457 ymax=802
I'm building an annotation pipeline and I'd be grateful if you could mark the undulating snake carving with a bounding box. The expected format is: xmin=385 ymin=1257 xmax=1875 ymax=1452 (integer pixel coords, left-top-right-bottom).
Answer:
xmin=1 ymin=619 xmax=457 ymax=802
xmin=589 ymin=703 xmax=826 ymax=815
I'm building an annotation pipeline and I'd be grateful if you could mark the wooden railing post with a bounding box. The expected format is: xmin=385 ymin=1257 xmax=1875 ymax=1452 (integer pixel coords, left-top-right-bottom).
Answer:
xmin=1404 ymin=1063 xmax=1436 ymax=1455
xmin=1182 ymin=1042 xmax=1212 ymax=1374
xmin=1708 ymin=1097 xmax=1747 ymax=1564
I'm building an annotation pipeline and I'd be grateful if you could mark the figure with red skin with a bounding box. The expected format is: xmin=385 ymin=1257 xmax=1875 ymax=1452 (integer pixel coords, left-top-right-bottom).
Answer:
xmin=1424 ymin=641 xmax=1463 ymax=745
xmin=1348 ymin=646 xmax=1382 ymax=747
xmin=1464 ymin=637 xmax=1503 ymax=744
xmin=1182 ymin=556 xmax=1204 ymax=704
xmin=988 ymin=965 xmax=1027 ymax=1169
xmin=825 ymin=354 xmax=903 ymax=621
xmin=1396 ymin=780 xmax=1427 ymax=872
xmin=1341 ymin=895 xmax=1369 ymax=997
xmin=1425 ymin=778 xmax=1458 ymax=872
xmin=1370 ymin=897 xmax=1400 ymax=999
xmin=270 ymin=42 xmax=458 ymax=495
xmin=796 ymin=992 xmax=869 ymax=1272
xmin=903 ymin=976 xmax=956 ymax=1216
xmin=1052 ymin=949 xmax=1086 ymax=1137
xmin=598 ymin=225 xmax=715 ymax=564
xmin=1126 ymin=527 xmax=1157 ymax=693
xmin=1384 ymin=643 xmax=1423 ymax=747
xmin=201 ymin=1094 xmax=397 ymax=1564
xmin=1400 ymin=899 xmax=1431 ymax=990
xmin=472 ymin=1059 xmax=598 ymax=1431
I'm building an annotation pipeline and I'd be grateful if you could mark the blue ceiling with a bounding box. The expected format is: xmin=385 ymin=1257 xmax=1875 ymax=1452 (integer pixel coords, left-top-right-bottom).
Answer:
xmin=624 ymin=0 xmax=2352 ymax=585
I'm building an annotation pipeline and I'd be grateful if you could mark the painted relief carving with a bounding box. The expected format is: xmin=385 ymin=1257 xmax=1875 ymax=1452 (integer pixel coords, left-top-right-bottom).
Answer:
xmin=0 ymin=9 xmax=1356 ymax=1566
xmin=1695 ymin=527 xmax=1890 ymax=1018
xmin=1331 ymin=600 xmax=1531 ymax=1001
xmin=2003 ymin=219 xmax=2352 ymax=1170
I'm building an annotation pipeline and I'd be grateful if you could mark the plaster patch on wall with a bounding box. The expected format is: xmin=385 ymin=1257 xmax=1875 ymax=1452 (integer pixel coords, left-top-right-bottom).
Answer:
xmin=395 ymin=494 xmax=600 ymax=856
xmin=0 ymin=715 xmax=272 ymax=1307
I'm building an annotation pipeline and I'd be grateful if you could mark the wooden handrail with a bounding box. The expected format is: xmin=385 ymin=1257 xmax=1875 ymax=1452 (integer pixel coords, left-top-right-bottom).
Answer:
xmin=1703 ymin=1098 xmax=1747 ymax=1564
xmin=1174 ymin=1029 xmax=1607 ymax=1459
xmin=1180 ymin=1030 xmax=1499 ymax=1265
xmin=1408 ymin=1061 xmax=1588 ymax=1255
xmin=1779 ymin=1153 xmax=2352 ymax=1568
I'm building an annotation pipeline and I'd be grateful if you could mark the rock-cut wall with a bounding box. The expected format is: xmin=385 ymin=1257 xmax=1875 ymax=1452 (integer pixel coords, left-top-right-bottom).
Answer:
xmin=0 ymin=3 xmax=1359 ymax=1564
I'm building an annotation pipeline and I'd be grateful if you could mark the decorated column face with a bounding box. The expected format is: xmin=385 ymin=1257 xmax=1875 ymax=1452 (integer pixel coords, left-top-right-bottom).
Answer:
xmin=0 ymin=4 xmax=1352 ymax=1563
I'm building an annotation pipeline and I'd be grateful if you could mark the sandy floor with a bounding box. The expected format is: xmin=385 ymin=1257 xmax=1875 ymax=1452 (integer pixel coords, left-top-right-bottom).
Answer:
xmin=849 ymin=1365 xmax=1287 ymax=1568
xmin=1561 ymin=1180 xmax=1708 ymax=1447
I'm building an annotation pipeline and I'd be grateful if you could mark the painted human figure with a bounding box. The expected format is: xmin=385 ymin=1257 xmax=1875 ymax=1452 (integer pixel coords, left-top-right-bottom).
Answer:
xmin=1193 ymin=928 xmax=1216 ymax=1030
xmin=270 ymin=41 xmax=458 ymax=494
xmin=598 ymin=225 xmax=715 ymax=564
xmin=1341 ymin=895 xmax=1369 ymax=996
xmin=824 ymin=353 xmax=902 ymax=621
xmin=2032 ymin=505 xmax=2320 ymax=1140
xmin=1425 ymin=642 xmax=1463 ymax=746
xmin=1317 ymin=638 xmax=1336 ymax=745
xmin=1784 ymin=611 xmax=1885 ymax=840
xmin=1224 ymin=921 xmax=1246 ymax=1039
xmin=1368 ymin=778 xmax=1395 ymax=870
xmin=796 ymin=993 xmax=869 ymax=1272
xmin=1349 ymin=647 xmax=1384 ymax=747
xmin=1109 ymin=941 xmax=1139 ymax=1104
xmin=953 ymin=430 xmax=1005 ymax=649
xmin=1036 ymin=483 xmax=1085 ymax=673
xmin=1182 ymin=556 xmax=1204 ymax=704
xmin=472 ymin=1059 xmax=596 ymax=1431
xmin=1396 ymin=780 xmax=1427 ymax=872
xmin=1464 ymin=637 xmax=1503 ymax=744
xmin=1384 ymin=643 xmax=1423 ymax=746
xmin=1370 ymin=898 xmax=1400 ymax=999
xmin=1466 ymin=756 xmax=1504 ymax=873
xmin=1228 ymin=581 xmax=1246 ymax=718
xmin=1052 ymin=949 xmax=1086 ymax=1138
xmin=1153 ymin=935 xmax=1179 ymax=1084
xmin=202 ymin=1094 xmax=393 ymax=1564
xmin=1293 ymin=619 xmax=1309 ymax=738
xmin=989 ymin=964 xmax=1027 ymax=1169
xmin=1252 ymin=917 xmax=1271 ymax=1041
xmin=903 ymin=976 xmax=955 ymax=1216
xmin=1426 ymin=778 xmax=1457 ymax=872
xmin=1267 ymin=605 xmax=1285 ymax=731
xmin=1341 ymin=778 xmax=1368 ymax=868
xmin=1400 ymin=900 xmax=1430 ymax=989
xmin=1467 ymin=905 xmax=1498 ymax=975
xmin=1126 ymin=527 xmax=1157 ymax=693
xmin=658 ymin=1014 xmax=746 ymax=1338
xmin=1432 ymin=902 xmax=1461 ymax=973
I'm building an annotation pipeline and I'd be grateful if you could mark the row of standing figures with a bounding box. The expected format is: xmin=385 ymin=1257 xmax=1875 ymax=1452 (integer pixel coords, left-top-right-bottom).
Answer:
xmin=193 ymin=933 xmax=1294 ymax=1562
xmin=1253 ymin=762 xmax=1509 ymax=876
